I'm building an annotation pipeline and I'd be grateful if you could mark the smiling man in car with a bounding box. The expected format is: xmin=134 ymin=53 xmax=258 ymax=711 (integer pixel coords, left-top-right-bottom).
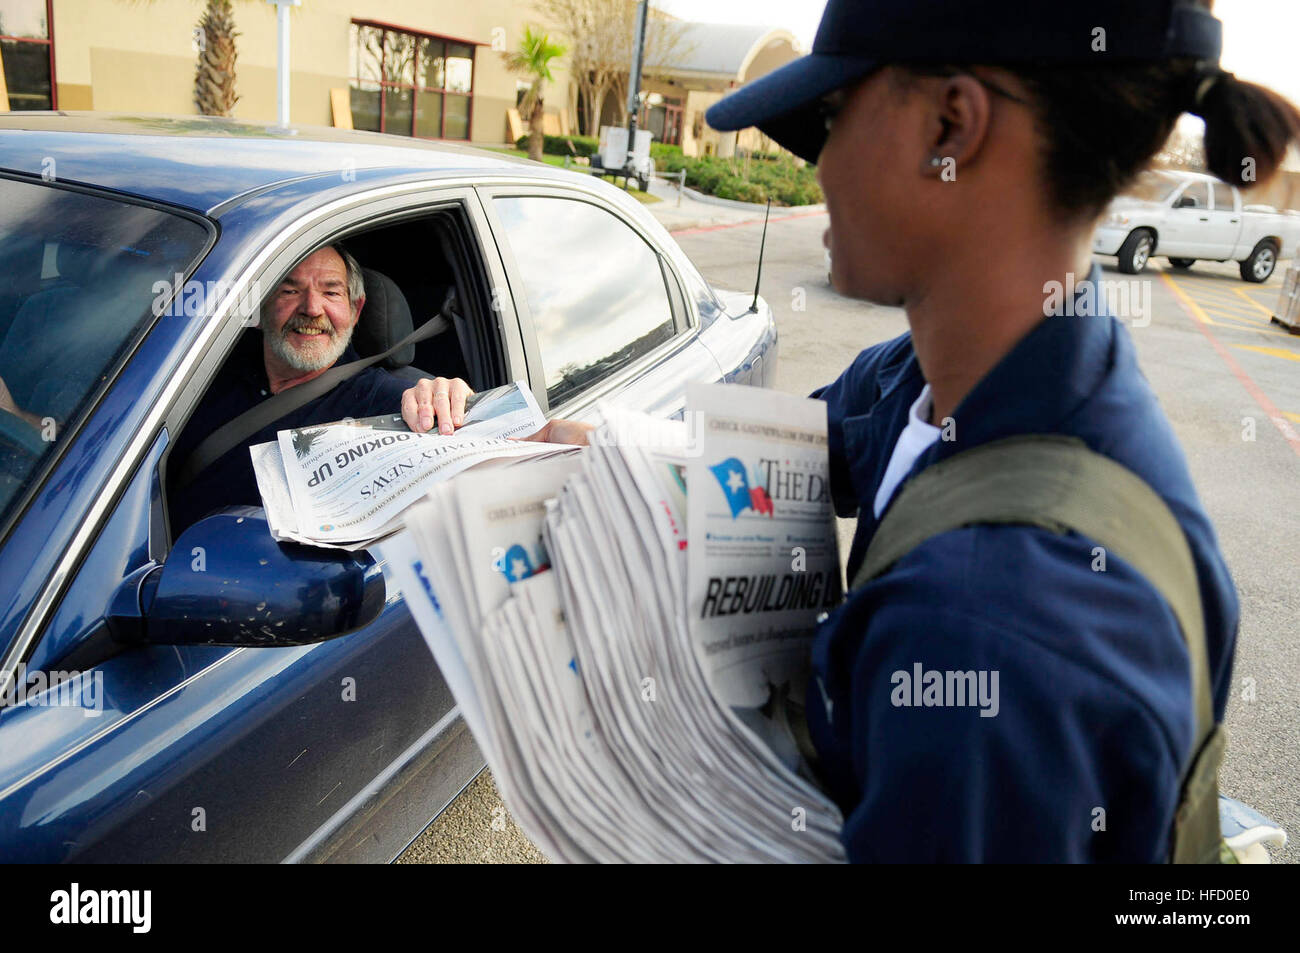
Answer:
xmin=167 ymin=244 xmax=473 ymax=532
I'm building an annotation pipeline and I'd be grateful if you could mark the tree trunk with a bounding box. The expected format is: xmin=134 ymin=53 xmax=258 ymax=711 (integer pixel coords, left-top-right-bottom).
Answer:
xmin=589 ymin=83 xmax=606 ymax=136
xmin=609 ymin=77 xmax=628 ymax=124
xmin=528 ymin=97 xmax=546 ymax=162
xmin=194 ymin=0 xmax=239 ymax=117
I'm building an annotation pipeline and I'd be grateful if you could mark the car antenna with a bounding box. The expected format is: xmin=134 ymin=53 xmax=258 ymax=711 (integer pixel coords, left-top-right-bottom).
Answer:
xmin=725 ymin=199 xmax=771 ymax=318
xmin=750 ymin=199 xmax=771 ymax=313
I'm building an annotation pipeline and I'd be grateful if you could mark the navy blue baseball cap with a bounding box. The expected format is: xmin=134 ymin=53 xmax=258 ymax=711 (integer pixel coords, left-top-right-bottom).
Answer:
xmin=706 ymin=0 xmax=1223 ymax=163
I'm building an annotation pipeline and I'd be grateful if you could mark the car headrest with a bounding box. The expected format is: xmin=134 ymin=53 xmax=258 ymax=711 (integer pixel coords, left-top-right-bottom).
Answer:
xmin=355 ymin=267 xmax=415 ymax=368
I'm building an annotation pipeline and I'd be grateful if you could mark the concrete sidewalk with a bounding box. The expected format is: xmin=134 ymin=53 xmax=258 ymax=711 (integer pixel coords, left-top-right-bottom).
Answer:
xmin=641 ymin=174 xmax=826 ymax=233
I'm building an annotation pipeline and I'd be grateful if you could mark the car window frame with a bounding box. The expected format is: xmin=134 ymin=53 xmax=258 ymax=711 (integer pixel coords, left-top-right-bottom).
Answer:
xmin=476 ymin=182 xmax=696 ymax=416
xmin=156 ymin=185 xmax=517 ymax=553
xmin=0 ymin=172 xmax=218 ymax=550
xmin=1176 ymin=180 xmax=1210 ymax=210
xmin=1210 ymin=182 xmax=1236 ymax=212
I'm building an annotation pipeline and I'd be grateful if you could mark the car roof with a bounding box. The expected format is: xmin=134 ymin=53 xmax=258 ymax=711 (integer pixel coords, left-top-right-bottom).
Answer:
xmin=0 ymin=112 xmax=554 ymax=214
xmin=1155 ymin=169 xmax=1221 ymax=184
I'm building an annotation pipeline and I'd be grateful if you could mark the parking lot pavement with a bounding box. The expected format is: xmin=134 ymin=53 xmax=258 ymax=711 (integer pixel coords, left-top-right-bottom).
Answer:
xmin=398 ymin=769 xmax=546 ymax=865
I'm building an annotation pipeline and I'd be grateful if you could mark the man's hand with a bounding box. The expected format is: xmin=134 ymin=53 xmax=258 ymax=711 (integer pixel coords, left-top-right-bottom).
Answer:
xmin=401 ymin=377 xmax=473 ymax=435
xmin=522 ymin=418 xmax=596 ymax=446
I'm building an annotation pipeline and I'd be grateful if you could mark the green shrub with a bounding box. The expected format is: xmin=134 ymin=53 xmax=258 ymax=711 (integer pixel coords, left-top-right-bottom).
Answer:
xmin=650 ymin=142 xmax=683 ymax=164
xmin=515 ymin=133 xmax=600 ymax=157
xmin=713 ymin=178 xmax=769 ymax=203
xmin=653 ymin=152 xmax=822 ymax=205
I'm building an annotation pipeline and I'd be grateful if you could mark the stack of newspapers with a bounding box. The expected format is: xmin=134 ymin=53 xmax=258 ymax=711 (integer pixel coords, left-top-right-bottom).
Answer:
xmin=384 ymin=383 xmax=848 ymax=862
xmin=251 ymin=382 xmax=578 ymax=550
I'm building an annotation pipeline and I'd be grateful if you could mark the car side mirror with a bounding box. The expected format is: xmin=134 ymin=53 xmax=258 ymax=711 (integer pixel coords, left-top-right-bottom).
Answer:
xmin=1176 ymin=196 xmax=1198 ymax=208
xmin=132 ymin=506 xmax=385 ymax=647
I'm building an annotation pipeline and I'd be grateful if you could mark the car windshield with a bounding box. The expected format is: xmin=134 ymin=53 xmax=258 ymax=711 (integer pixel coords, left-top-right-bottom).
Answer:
xmin=1118 ymin=171 xmax=1181 ymax=204
xmin=0 ymin=178 xmax=210 ymax=527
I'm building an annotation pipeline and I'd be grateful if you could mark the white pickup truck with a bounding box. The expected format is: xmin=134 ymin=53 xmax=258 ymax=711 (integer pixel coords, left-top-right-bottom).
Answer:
xmin=1093 ymin=170 xmax=1300 ymax=282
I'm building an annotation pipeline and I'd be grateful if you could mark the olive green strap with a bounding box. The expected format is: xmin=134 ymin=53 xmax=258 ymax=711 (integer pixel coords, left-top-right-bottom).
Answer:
xmin=854 ymin=434 xmax=1212 ymax=743
xmin=852 ymin=434 xmax=1223 ymax=863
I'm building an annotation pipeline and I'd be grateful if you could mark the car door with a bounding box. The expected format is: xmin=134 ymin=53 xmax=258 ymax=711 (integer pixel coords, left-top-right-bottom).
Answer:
xmin=1204 ymin=182 xmax=1241 ymax=259
xmin=1162 ymin=179 xmax=1212 ymax=256
xmin=476 ymin=181 xmax=725 ymax=423
xmin=0 ymin=182 xmax=507 ymax=863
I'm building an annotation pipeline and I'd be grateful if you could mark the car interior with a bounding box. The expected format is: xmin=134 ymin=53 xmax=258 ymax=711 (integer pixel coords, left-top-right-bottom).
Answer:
xmin=163 ymin=204 xmax=507 ymax=538
xmin=342 ymin=209 xmax=505 ymax=391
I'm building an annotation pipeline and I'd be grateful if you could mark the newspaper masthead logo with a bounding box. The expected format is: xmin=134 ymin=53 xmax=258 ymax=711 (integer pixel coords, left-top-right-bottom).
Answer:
xmin=708 ymin=456 xmax=828 ymax=518
xmin=708 ymin=457 xmax=773 ymax=518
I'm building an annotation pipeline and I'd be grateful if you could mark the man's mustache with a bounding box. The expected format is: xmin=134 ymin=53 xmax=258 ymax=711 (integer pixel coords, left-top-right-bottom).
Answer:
xmin=283 ymin=315 xmax=336 ymax=338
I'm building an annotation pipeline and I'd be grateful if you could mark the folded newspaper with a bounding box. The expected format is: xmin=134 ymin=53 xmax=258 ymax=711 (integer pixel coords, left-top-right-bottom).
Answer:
xmin=251 ymin=381 xmax=579 ymax=550
xmin=385 ymin=383 xmax=848 ymax=862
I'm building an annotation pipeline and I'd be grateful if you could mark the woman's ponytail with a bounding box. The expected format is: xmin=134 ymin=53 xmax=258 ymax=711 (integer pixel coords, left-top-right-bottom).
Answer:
xmin=1195 ymin=70 xmax=1300 ymax=189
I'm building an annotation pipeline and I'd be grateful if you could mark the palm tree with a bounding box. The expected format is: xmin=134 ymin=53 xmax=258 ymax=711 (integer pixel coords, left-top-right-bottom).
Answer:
xmin=123 ymin=0 xmax=247 ymax=117
xmin=194 ymin=0 xmax=241 ymax=116
xmin=504 ymin=26 xmax=567 ymax=162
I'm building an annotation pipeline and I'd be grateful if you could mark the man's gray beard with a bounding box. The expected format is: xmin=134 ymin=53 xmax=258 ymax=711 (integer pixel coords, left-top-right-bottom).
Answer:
xmin=267 ymin=317 xmax=354 ymax=372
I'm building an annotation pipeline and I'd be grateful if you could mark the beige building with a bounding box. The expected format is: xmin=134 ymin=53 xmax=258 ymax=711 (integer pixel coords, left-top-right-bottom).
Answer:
xmin=1 ymin=0 xmax=578 ymax=145
xmin=0 ymin=1 xmax=801 ymax=156
xmin=641 ymin=22 xmax=800 ymax=157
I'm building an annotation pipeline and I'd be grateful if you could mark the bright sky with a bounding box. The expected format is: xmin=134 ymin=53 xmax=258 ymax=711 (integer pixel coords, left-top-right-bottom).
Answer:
xmin=656 ymin=0 xmax=825 ymax=51
xmin=1216 ymin=0 xmax=1300 ymax=106
xmin=656 ymin=0 xmax=1300 ymax=106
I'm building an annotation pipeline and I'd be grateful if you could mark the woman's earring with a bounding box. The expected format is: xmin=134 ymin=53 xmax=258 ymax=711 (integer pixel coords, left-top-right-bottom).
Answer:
xmin=929 ymin=156 xmax=943 ymax=167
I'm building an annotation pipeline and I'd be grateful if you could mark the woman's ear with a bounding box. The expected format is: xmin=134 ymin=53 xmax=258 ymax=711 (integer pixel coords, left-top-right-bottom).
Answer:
xmin=919 ymin=74 xmax=993 ymax=178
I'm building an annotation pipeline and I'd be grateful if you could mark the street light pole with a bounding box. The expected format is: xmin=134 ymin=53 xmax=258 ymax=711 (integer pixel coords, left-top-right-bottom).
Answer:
xmin=624 ymin=0 xmax=648 ymax=175
xmin=266 ymin=0 xmax=301 ymax=126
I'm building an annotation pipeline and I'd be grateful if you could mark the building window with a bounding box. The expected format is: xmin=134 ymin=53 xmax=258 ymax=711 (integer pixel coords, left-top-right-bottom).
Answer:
xmin=0 ymin=0 xmax=55 ymax=110
xmin=350 ymin=21 xmax=475 ymax=140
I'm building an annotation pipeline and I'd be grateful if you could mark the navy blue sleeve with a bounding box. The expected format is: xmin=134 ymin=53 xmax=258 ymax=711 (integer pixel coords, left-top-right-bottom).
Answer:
xmin=810 ymin=524 xmax=1195 ymax=862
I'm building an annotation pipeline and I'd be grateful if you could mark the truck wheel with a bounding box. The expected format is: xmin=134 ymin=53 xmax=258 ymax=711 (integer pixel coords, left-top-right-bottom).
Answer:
xmin=1240 ymin=241 xmax=1278 ymax=283
xmin=1117 ymin=229 xmax=1155 ymax=274
xmin=1167 ymin=257 xmax=1195 ymax=269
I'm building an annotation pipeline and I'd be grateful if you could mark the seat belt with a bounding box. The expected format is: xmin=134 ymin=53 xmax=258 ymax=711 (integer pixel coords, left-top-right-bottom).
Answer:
xmin=174 ymin=315 xmax=446 ymax=490
xmin=847 ymin=433 xmax=1227 ymax=864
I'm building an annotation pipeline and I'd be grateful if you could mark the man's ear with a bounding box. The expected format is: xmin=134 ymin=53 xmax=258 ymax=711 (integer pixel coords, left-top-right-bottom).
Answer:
xmin=920 ymin=74 xmax=993 ymax=177
xmin=351 ymin=295 xmax=366 ymax=327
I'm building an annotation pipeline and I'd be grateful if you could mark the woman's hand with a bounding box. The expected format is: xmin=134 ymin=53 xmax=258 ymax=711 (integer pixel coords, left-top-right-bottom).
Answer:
xmin=522 ymin=418 xmax=596 ymax=446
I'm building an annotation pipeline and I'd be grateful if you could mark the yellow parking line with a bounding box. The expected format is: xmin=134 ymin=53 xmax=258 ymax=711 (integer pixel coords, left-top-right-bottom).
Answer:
xmin=1232 ymin=343 xmax=1300 ymax=362
xmin=1286 ymin=412 xmax=1300 ymax=425
xmin=1177 ymin=283 xmax=1247 ymax=300
xmin=1161 ymin=273 xmax=1209 ymax=323
xmin=1232 ymin=287 xmax=1277 ymax=318
xmin=1162 ymin=273 xmax=1295 ymax=338
xmin=1198 ymin=303 xmax=1258 ymax=321
xmin=1216 ymin=318 xmax=1295 ymax=339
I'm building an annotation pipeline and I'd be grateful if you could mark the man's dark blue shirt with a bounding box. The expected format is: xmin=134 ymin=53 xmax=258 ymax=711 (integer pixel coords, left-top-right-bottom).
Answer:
xmin=169 ymin=331 xmax=411 ymax=533
xmin=808 ymin=266 xmax=1239 ymax=862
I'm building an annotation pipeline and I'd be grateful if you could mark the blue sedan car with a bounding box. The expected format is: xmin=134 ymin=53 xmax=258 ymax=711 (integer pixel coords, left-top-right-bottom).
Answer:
xmin=0 ymin=113 xmax=776 ymax=862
